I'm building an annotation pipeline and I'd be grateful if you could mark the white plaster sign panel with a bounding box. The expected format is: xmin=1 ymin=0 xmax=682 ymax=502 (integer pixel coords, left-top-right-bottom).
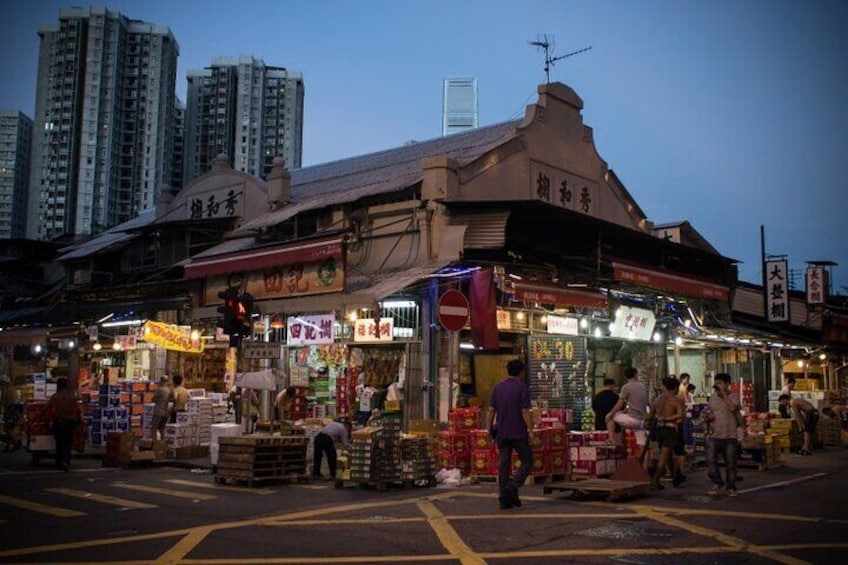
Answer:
xmin=529 ymin=160 xmax=599 ymax=217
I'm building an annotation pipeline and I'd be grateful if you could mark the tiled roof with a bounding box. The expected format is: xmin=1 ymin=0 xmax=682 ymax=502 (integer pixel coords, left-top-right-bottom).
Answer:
xmin=236 ymin=120 xmax=520 ymax=234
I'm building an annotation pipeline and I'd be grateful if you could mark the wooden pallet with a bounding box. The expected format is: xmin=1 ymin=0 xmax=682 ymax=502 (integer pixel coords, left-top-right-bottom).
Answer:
xmin=543 ymin=478 xmax=653 ymax=501
xmin=218 ymin=435 xmax=308 ymax=447
xmin=470 ymin=474 xmax=567 ymax=486
xmin=214 ymin=473 xmax=310 ymax=488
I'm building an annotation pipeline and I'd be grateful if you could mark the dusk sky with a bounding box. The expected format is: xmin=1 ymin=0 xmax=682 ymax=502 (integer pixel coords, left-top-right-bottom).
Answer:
xmin=2 ymin=1 xmax=846 ymax=293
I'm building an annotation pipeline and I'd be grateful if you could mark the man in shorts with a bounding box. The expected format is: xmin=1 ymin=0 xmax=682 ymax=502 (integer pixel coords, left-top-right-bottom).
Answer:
xmin=646 ymin=377 xmax=685 ymax=490
xmin=605 ymin=367 xmax=648 ymax=446
xmin=778 ymin=394 xmax=818 ymax=455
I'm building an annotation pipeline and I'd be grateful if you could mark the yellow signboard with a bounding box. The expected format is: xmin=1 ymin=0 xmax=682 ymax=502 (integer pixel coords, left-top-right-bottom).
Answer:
xmin=143 ymin=321 xmax=204 ymax=353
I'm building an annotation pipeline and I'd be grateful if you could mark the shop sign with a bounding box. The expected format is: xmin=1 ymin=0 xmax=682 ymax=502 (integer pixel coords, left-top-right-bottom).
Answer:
xmin=806 ymin=266 xmax=827 ymax=305
xmin=612 ymin=261 xmax=729 ymax=301
xmin=186 ymin=186 xmax=243 ymax=221
xmin=142 ymin=321 xmax=204 ymax=353
xmin=529 ymin=160 xmax=598 ymax=217
xmin=353 ymin=318 xmax=394 ymax=342
xmin=546 ymin=315 xmax=579 ymax=336
xmin=114 ymin=335 xmax=137 ymax=351
xmin=287 ymin=314 xmax=335 ymax=346
xmin=205 ymin=256 xmax=344 ymax=303
xmin=87 ymin=325 xmax=98 ymax=342
xmin=764 ymin=260 xmax=789 ymax=322
xmin=242 ymin=342 xmax=283 ymax=359
xmin=609 ymin=306 xmax=656 ymax=341
xmin=496 ymin=309 xmax=512 ymax=330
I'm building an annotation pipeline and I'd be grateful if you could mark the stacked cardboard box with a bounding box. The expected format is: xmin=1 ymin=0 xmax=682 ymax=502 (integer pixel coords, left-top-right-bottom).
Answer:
xmin=400 ymin=435 xmax=434 ymax=482
xmin=730 ymin=381 xmax=755 ymax=414
xmin=815 ymin=415 xmax=841 ymax=447
xmin=349 ymin=421 xmax=402 ymax=482
xmin=568 ymin=431 xmax=625 ymax=477
xmin=768 ymin=418 xmax=802 ymax=451
xmin=209 ymin=423 xmax=241 ymax=464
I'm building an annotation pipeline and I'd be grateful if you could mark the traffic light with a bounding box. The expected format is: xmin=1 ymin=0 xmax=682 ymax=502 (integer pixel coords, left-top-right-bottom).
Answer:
xmin=216 ymin=287 xmax=240 ymax=335
xmin=237 ymin=293 xmax=254 ymax=332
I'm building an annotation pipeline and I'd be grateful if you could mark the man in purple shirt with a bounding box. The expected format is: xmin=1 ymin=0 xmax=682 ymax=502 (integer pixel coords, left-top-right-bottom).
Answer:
xmin=487 ymin=359 xmax=534 ymax=510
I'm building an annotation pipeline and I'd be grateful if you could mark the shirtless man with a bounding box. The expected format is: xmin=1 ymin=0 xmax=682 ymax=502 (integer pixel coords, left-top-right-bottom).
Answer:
xmin=778 ymin=394 xmax=818 ymax=455
xmin=646 ymin=377 xmax=685 ymax=490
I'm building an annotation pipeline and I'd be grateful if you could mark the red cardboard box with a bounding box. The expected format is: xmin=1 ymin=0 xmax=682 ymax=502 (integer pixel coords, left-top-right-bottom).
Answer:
xmin=437 ymin=450 xmax=469 ymax=474
xmin=438 ymin=431 xmax=470 ymax=453
xmin=448 ymin=408 xmax=480 ymax=431
xmin=469 ymin=429 xmax=493 ymax=450
xmin=551 ymin=450 xmax=567 ymax=474
xmin=470 ymin=449 xmax=498 ymax=475
xmin=568 ymin=431 xmax=590 ymax=446
xmin=531 ymin=427 xmax=551 ymax=451
xmin=548 ymin=427 xmax=567 ymax=450
xmin=531 ymin=452 xmax=552 ymax=475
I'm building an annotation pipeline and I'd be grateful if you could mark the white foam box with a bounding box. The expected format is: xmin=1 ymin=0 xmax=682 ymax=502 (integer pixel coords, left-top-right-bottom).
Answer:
xmin=210 ymin=423 xmax=241 ymax=444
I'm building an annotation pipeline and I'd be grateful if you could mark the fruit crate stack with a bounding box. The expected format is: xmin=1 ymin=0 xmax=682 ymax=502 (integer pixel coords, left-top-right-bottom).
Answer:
xmin=400 ymin=435 xmax=435 ymax=483
xmin=349 ymin=418 xmax=402 ymax=483
xmin=215 ymin=434 xmax=309 ymax=486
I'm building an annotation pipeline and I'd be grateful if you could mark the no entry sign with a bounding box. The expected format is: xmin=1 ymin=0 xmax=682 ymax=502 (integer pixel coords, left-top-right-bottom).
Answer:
xmin=438 ymin=289 xmax=470 ymax=331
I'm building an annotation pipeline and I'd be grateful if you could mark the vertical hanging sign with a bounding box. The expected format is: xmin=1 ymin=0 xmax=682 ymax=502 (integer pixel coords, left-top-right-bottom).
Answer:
xmin=765 ymin=260 xmax=789 ymax=322
xmin=805 ymin=266 xmax=826 ymax=305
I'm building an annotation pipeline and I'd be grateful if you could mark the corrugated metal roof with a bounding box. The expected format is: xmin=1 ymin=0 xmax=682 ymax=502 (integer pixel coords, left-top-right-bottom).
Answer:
xmin=56 ymin=210 xmax=156 ymax=261
xmin=449 ymin=210 xmax=511 ymax=249
xmin=236 ymin=120 xmax=520 ymax=234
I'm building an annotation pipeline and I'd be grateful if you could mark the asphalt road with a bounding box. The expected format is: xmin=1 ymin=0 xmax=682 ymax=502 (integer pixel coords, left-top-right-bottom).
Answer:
xmin=1 ymin=446 xmax=847 ymax=565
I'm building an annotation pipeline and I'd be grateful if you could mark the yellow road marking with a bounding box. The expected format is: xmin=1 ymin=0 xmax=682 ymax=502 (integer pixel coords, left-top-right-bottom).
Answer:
xmin=291 ymin=484 xmax=331 ymax=490
xmin=634 ymin=506 xmax=810 ymax=565
xmin=417 ymin=499 xmax=485 ymax=565
xmin=164 ymin=479 xmax=275 ymax=495
xmin=181 ymin=557 xmax=456 ymax=564
xmin=654 ymin=507 xmax=822 ymax=523
xmin=1 ymin=490 xmax=842 ymax=565
xmin=46 ymin=488 xmax=158 ymax=510
xmin=154 ymin=525 xmax=213 ymax=565
xmin=110 ymin=483 xmax=216 ymax=501
xmin=0 ymin=493 xmax=85 ymax=517
xmin=450 ymin=512 xmax=641 ymax=520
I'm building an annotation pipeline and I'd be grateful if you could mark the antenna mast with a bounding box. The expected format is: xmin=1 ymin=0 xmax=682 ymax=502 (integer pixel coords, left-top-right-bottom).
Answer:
xmin=529 ymin=35 xmax=592 ymax=84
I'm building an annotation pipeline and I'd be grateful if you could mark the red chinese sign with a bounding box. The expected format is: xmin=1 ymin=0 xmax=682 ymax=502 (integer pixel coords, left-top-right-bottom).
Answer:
xmin=353 ymin=318 xmax=394 ymax=342
xmin=286 ymin=315 xmax=335 ymax=346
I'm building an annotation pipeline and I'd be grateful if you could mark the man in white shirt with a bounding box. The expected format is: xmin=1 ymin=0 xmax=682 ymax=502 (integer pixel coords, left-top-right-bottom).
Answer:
xmin=605 ymin=367 xmax=649 ymax=446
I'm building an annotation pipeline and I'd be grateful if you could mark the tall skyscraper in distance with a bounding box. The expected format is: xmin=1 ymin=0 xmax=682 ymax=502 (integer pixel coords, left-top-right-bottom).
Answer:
xmin=0 ymin=111 xmax=33 ymax=239
xmin=442 ymin=78 xmax=478 ymax=136
xmin=184 ymin=56 xmax=304 ymax=185
xmin=28 ymin=7 xmax=178 ymax=241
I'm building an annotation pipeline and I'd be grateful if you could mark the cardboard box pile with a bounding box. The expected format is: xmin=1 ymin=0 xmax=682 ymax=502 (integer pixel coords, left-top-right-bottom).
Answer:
xmin=730 ymin=381 xmax=755 ymax=414
xmin=210 ymin=423 xmax=242 ymax=464
xmin=400 ymin=435 xmax=434 ymax=482
xmin=568 ymin=431 xmax=626 ymax=476
xmin=349 ymin=419 xmax=402 ymax=482
xmin=103 ymin=431 xmax=155 ymax=466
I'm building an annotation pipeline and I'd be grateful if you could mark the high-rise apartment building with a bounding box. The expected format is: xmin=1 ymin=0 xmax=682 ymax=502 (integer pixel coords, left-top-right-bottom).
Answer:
xmin=442 ymin=78 xmax=478 ymax=136
xmin=28 ymin=7 xmax=178 ymax=240
xmin=0 ymin=111 xmax=33 ymax=239
xmin=171 ymin=96 xmax=185 ymax=191
xmin=184 ymin=56 xmax=303 ymax=184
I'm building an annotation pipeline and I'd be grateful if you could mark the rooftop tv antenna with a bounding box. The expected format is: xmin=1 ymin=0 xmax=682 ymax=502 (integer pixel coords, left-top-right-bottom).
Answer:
xmin=530 ymin=35 xmax=592 ymax=84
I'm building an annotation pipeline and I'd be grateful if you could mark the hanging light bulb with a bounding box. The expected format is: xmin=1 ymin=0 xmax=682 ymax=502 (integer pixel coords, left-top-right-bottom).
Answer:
xmin=516 ymin=311 xmax=525 ymax=321
xmin=593 ymin=327 xmax=602 ymax=338
xmin=348 ymin=311 xmax=358 ymax=322
xmin=579 ymin=317 xmax=589 ymax=329
xmin=652 ymin=331 xmax=663 ymax=343
xmin=93 ymin=342 xmax=102 ymax=351
xmin=674 ymin=336 xmax=683 ymax=346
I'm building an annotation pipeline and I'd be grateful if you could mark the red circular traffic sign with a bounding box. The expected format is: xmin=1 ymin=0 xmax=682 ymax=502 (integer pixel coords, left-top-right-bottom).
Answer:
xmin=438 ymin=289 xmax=470 ymax=331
